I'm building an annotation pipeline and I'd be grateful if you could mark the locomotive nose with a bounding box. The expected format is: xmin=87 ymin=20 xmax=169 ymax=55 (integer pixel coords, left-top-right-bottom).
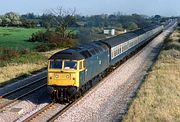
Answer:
xmin=48 ymin=72 xmax=77 ymax=86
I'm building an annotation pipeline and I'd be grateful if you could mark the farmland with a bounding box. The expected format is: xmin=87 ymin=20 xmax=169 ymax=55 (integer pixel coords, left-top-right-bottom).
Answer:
xmin=0 ymin=27 xmax=49 ymax=84
xmin=122 ymin=27 xmax=180 ymax=121
xmin=0 ymin=27 xmax=42 ymax=50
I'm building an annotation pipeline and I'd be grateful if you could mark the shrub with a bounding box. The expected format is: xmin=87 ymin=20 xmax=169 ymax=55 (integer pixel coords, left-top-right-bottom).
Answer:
xmin=48 ymin=43 xmax=58 ymax=50
xmin=30 ymin=31 xmax=46 ymax=42
xmin=164 ymin=41 xmax=180 ymax=51
xmin=0 ymin=48 xmax=19 ymax=61
xmin=35 ymin=44 xmax=50 ymax=52
xmin=91 ymin=27 xmax=103 ymax=33
xmin=19 ymin=48 xmax=30 ymax=54
xmin=29 ymin=29 xmax=77 ymax=52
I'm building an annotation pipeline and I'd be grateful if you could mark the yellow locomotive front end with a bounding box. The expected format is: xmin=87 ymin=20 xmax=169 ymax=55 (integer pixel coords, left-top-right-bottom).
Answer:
xmin=47 ymin=58 xmax=85 ymax=102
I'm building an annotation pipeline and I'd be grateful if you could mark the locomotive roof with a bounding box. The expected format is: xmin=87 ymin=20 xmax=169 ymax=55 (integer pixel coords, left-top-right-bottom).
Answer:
xmin=49 ymin=41 xmax=109 ymax=60
xmin=49 ymin=49 xmax=85 ymax=60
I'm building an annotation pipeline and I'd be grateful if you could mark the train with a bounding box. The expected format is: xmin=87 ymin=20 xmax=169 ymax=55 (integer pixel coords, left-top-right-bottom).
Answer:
xmin=47 ymin=24 xmax=164 ymax=102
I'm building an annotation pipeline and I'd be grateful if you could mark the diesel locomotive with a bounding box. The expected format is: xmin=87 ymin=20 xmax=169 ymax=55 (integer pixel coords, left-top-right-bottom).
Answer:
xmin=47 ymin=24 xmax=164 ymax=102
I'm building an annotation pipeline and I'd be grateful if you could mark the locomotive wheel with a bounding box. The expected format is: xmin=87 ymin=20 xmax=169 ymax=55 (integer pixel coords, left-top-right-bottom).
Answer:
xmin=55 ymin=91 xmax=60 ymax=101
xmin=51 ymin=91 xmax=55 ymax=102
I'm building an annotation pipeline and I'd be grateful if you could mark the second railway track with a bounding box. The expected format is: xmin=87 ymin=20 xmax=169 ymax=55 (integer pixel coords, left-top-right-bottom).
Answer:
xmin=0 ymin=77 xmax=47 ymax=110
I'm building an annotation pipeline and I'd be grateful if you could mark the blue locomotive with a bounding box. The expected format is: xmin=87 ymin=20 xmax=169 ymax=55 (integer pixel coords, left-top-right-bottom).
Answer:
xmin=47 ymin=24 xmax=163 ymax=102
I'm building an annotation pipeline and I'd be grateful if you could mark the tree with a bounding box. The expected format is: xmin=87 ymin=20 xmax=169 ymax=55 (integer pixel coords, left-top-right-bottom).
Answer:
xmin=21 ymin=13 xmax=36 ymax=19
xmin=48 ymin=7 xmax=76 ymax=38
xmin=40 ymin=14 xmax=54 ymax=30
xmin=2 ymin=12 xmax=22 ymax=26
xmin=154 ymin=15 xmax=161 ymax=20
xmin=21 ymin=18 xmax=35 ymax=28
xmin=30 ymin=7 xmax=77 ymax=50
xmin=126 ymin=22 xmax=138 ymax=30
xmin=0 ymin=17 xmax=3 ymax=25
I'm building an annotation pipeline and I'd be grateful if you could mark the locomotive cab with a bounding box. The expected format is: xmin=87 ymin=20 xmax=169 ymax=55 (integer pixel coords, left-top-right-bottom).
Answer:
xmin=48 ymin=59 xmax=85 ymax=87
xmin=47 ymin=58 xmax=85 ymax=102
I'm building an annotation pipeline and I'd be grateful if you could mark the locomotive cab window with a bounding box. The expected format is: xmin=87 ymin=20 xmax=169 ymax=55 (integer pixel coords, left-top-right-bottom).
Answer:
xmin=64 ymin=61 xmax=77 ymax=70
xmin=79 ymin=61 xmax=83 ymax=70
xmin=49 ymin=60 xmax=62 ymax=69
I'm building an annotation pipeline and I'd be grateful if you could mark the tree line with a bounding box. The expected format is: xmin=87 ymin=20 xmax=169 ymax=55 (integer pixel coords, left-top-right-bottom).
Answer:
xmin=0 ymin=11 xmax=166 ymax=29
xmin=0 ymin=10 xmax=170 ymax=52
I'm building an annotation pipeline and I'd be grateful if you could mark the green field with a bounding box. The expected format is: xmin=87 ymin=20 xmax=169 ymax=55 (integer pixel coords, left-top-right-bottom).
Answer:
xmin=0 ymin=27 xmax=42 ymax=50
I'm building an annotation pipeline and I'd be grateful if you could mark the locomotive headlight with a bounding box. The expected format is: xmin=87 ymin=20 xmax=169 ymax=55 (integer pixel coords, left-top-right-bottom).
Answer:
xmin=55 ymin=75 xmax=59 ymax=78
xmin=66 ymin=75 xmax=70 ymax=79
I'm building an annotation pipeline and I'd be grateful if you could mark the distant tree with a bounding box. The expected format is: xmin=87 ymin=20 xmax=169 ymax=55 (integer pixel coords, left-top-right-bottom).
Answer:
xmin=86 ymin=15 xmax=107 ymax=27
xmin=115 ymin=23 xmax=123 ymax=31
xmin=40 ymin=14 xmax=54 ymax=30
xmin=2 ymin=17 xmax=11 ymax=26
xmin=29 ymin=7 xmax=77 ymax=50
xmin=126 ymin=22 xmax=138 ymax=30
xmin=77 ymin=27 xmax=106 ymax=44
xmin=151 ymin=15 xmax=162 ymax=24
xmin=0 ymin=17 xmax=3 ymax=25
xmin=154 ymin=15 xmax=161 ymax=20
xmin=2 ymin=12 xmax=22 ymax=26
xmin=48 ymin=7 xmax=76 ymax=38
xmin=21 ymin=13 xmax=36 ymax=19
xmin=21 ymin=18 xmax=35 ymax=28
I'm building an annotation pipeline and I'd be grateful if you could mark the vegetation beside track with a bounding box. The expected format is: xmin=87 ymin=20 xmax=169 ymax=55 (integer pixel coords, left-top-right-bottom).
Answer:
xmin=0 ymin=27 xmax=64 ymax=85
xmin=122 ymin=27 xmax=180 ymax=122
xmin=0 ymin=49 xmax=60 ymax=85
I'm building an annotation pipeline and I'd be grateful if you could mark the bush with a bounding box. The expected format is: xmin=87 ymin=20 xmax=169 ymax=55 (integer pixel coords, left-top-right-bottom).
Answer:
xmin=91 ymin=27 xmax=103 ymax=33
xmin=164 ymin=41 xmax=180 ymax=51
xmin=30 ymin=31 xmax=46 ymax=42
xmin=30 ymin=30 xmax=77 ymax=52
xmin=35 ymin=44 xmax=50 ymax=52
xmin=0 ymin=48 xmax=19 ymax=61
xmin=48 ymin=43 xmax=58 ymax=50
xmin=19 ymin=48 xmax=30 ymax=54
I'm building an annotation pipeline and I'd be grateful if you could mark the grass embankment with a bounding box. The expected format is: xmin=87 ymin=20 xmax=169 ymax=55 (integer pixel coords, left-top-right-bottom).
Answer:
xmin=0 ymin=27 xmax=61 ymax=85
xmin=0 ymin=50 xmax=60 ymax=85
xmin=123 ymin=28 xmax=180 ymax=122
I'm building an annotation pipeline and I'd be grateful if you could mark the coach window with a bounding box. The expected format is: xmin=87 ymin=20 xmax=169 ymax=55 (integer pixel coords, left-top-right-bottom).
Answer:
xmin=116 ymin=49 xmax=118 ymax=56
xmin=122 ymin=46 xmax=124 ymax=52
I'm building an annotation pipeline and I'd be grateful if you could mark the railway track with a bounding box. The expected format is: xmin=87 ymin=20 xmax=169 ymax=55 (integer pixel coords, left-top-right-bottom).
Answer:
xmin=24 ymin=102 xmax=67 ymax=122
xmin=0 ymin=77 xmax=47 ymax=110
xmin=24 ymin=88 xmax=96 ymax=122
xmin=24 ymin=55 xmax=136 ymax=122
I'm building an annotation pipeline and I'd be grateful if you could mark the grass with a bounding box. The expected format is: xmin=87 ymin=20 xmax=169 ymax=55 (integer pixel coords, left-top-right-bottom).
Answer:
xmin=0 ymin=27 xmax=68 ymax=85
xmin=0 ymin=49 xmax=60 ymax=84
xmin=0 ymin=27 xmax=43 ymax=50
xmin=122 ymin=28 xmax=180 ymax=122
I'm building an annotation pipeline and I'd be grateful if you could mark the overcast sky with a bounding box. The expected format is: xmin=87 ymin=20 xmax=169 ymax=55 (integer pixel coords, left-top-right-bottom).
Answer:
xmin=0 ymin=0 xmax=179 ymax=16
